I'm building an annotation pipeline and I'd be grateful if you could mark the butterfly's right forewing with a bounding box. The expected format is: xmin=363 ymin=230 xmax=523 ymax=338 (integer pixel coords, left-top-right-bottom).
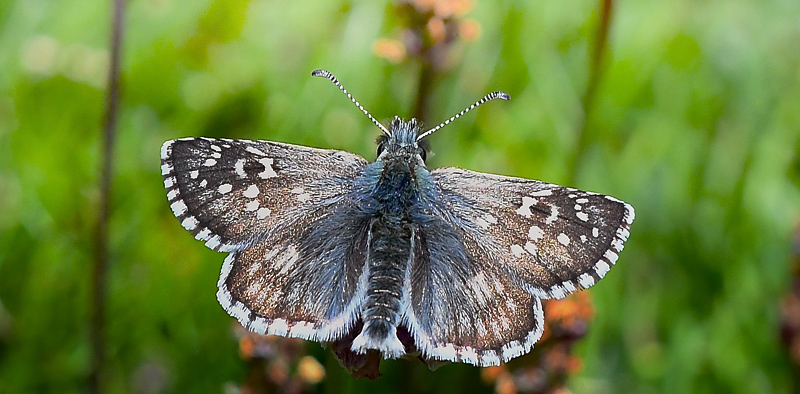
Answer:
xmin=162 ymin=138 xmax=368 ymax=250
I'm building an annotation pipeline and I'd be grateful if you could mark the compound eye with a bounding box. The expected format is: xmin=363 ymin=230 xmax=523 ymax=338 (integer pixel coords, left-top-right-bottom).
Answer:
xmin=377 ymin=142 xmax=386 ymax=156
xmin=419 ymin=147 xmax=427 ymax=162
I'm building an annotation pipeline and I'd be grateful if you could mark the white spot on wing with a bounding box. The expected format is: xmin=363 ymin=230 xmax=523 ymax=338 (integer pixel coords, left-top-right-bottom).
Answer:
xmin=510 ymin=244 xmax=524 ymax=257
xmin=234 ymin=159 xmax=246 ymax=178
xmin=181 ymin=216 xmax=198 ymax=231
xmin=189 ymin=170 xmax=199 ymax=179
xmin=530 ymin=189 xmax=552 ymax=197
xmin=195 ymin=228 xmax=212 ymax=241
xmin=592 ymin=227 xmax=599 ymax=237
xmin=246 ymin=146 xmax=267 ymax=156
xmin=528 ymin=225 xmax=544 ymax=241
xmin=595 ymin=260 xmax=610 ymax=278
xmin=557 ymin=233 xmax=570 ymax=246
xmin=474 ymin=212 xmax=498 ymax=229
xmin=545 ymin=206 xmax=559 ymax=224
xmin=578 ymin=273 xmax=595 ymax=288
xmin=550 ymin=284 xmax=566 ymax=299
xmin=291 ymin=322 xmax=315 ymax=338
xmin=481 ymin=351 xmax=500 ymax=366
xmin=244 ymin=200 xmax=259 ymax=211
xmin=270 ymin=318 xmax=289 ymax=336
xmin=459 ymin=348 xmax=479 ymax=365
xmin=218 ymin=183 xmax=232 ymax=194
xmin=230 ymin=301 xmax=249 ymax=323
xmin=624 ymin=203 xmax=636 ymax=224
xmin=243 ymin=184 xmax=259 ymax=198
xmin=257 ymin=207 xmax=271 ymax=219
xmin=515 ymin=196 xmax=537 ymax=217
xmin=501 ymin=342 xmax=521 ymax=361
xmin=257 ymin=158 xmax=278 ymax=179
xmin=290 ymin=187 xmax=311 ymax=202
xmin=250 ymin=317 xmax=268 ymax=334
xmin=205 ymin=235 xmax=221 ymax=250
xmin=203 ymin=158 xmax=216 ymax=167
xmin=604 ymin=249 xmax=619 ymax=264
xmin=160 ymin=140 xmax=173 ymax=160
xmin=617 ymin=226 xmax=631 ymax=241
xmin=577 ymin=212 xmax=589 ymax=221
xmin=435 ymin=344 xmax=457 ymax=361
xmin=524 ymin=241 xmax=538 ymax=256
xmin=170 ymin=200 xmax=187 ymax=216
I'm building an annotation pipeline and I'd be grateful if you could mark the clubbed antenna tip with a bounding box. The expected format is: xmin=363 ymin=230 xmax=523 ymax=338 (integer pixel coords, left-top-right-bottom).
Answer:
xmin=416 ymin=91 xmax=510 ymax=141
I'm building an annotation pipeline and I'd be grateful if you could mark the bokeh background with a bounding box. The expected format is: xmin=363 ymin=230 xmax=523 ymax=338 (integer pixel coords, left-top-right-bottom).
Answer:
xmin=1 ymin=0 xmax=800 ymax=393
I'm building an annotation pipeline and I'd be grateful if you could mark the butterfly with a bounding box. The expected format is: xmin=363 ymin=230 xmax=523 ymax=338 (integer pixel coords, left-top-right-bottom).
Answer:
xmin=160 ymin=69 xmax=634 ymax=368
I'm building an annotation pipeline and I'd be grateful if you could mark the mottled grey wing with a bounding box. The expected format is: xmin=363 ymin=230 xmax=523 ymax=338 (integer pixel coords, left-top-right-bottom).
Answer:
xmin=161 ymin=137 xmax=371 ymax=342
xmin=161 ymin=138 xmax=366 ymax=251
xmin=405 ymin=167 xmax=634 ymax=366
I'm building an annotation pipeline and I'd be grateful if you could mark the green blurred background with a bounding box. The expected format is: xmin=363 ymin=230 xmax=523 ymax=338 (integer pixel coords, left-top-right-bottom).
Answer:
xmin=1 ymin=0 xmax=800 ymax=392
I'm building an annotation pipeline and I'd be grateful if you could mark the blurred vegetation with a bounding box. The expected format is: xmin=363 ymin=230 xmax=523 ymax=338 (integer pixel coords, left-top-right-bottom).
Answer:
xmin=1 ymin=0 xmax=800 ymax=393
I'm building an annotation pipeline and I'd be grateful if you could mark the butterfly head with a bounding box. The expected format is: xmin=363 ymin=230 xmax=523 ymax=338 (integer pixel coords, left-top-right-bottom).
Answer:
xmin=376 ymin=117 xmax=428 ymax=164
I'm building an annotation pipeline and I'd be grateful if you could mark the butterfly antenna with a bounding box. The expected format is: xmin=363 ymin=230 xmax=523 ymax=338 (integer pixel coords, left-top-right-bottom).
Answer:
xmin=416 ymin=91 xmax=510 ymax=141
xmin=311 ymin=69 xmax=391 ymax=136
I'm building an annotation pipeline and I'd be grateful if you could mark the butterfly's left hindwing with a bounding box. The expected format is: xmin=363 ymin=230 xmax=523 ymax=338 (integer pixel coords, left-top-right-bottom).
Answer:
xmin=162 ymin=138 xmax=371 ymax=341
xmin=403 ymin=167 xmax=634 ymax=366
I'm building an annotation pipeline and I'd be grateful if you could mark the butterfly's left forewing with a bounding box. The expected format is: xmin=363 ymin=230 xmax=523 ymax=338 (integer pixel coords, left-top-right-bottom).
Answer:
xmin=405 ymin=167 xmax=634 ymax=366
xmin=162 ymin=138 xmax=372 ymax=342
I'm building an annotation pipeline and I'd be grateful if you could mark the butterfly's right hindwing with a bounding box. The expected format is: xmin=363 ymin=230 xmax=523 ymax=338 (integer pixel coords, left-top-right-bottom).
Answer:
xmin=218 ymin=203 xmax=372 ymax=342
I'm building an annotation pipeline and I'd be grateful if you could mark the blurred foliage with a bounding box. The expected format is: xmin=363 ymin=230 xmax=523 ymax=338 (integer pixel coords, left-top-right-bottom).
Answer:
xmin=1 ymin=0 xmax=800 ymax=393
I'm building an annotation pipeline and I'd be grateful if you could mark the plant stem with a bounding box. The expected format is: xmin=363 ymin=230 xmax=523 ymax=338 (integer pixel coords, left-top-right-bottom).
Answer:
xmin=568 ymin=0 xmax=614 ymax=185
xmin=90 ymin=0 xmax=125 ymax=392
